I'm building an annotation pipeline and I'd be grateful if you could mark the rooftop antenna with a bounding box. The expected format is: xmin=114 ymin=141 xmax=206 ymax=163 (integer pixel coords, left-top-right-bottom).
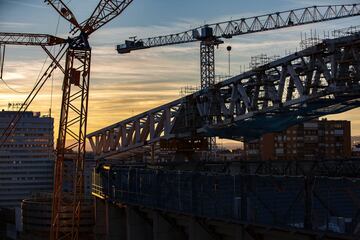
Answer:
xmin=8 ymin=102 xmax=26 ymax=111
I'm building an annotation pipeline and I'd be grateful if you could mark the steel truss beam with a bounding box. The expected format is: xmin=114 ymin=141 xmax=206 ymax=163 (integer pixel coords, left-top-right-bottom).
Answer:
xmin=45 ymin=0 xmax=82 ymax=31
xmin=116 ymin=3 xmax=360 ymax=158
xmin=89 ymin=33 xmax=360 ymax=160
xmin=0 ymin=32 xmax=66 ymax=46
xmin=88 ymin=100 xmax=185 ymax=158
xmin=79 ymin=0 xmax=133 ymax=35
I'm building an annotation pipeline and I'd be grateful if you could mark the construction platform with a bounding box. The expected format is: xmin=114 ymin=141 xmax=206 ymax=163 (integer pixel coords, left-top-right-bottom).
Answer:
xmin=92 ymin=159 xmax=360 ymax=239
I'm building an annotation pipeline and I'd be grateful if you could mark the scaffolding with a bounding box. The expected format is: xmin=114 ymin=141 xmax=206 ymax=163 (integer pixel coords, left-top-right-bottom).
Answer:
xmin=179 ymin=85 xmax=200 ymax=97
xmin=249 ymin=54 xmax=280 ymax=69
xmin=332 ymin=25 xmax=360 ymax=38
xmin=299 ymin=30 xmax=323 ymax=50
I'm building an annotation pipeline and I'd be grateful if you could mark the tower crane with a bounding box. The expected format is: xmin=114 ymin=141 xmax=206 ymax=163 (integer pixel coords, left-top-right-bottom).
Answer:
xmin=0 ymin=0 xmax=133 ymax=239
xmin=117 ymin=4 xmax=360 ymax=153
xmin=118 ymin=4 xmax=360 ymax=89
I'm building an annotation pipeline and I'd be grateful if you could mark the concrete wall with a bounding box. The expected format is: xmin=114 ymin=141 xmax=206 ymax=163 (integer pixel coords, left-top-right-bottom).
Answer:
xmin=94 ymin=198 xmax=350 ymax=240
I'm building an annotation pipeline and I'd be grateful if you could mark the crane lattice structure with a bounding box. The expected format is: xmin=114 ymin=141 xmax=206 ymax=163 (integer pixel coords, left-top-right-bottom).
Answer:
xmin=0 ymin=0 xmax=133 ymax=239
xmin=118 ymin=4 xmax=360 ymax=88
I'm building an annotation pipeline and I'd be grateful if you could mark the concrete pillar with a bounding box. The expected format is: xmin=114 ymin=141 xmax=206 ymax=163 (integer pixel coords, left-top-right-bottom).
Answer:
xmin=152 ymin=212 xmax=186 ymax=240
xmin=304 ymin=176 xmax=314 ymax=230
xmin=94 ymin=198 xmax=107 ymax=240
xmin=189 ymin=219 xmax=215 ymax=240
xmin=126 ymin=207 xmax=153 ymax=240
xmin=107 ymin=203 xmax=127 ymax=240
xmin=94 ymin=198 xmax=127 ymax=240
xmin=234 ymin=225 xmax=245 ymax=240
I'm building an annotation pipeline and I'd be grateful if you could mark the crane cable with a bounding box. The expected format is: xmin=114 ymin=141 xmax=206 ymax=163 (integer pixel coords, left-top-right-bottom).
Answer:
xmin=50 ymin=9 xmax=62 ymax=116
xmin=0 ymin=44 xmax=4 ymax=79
xmin=0 ymin=45 xmax=27 ymax=94
xmin=49 ymin=0 xmax=71 ymax=115
xmin=0 ymin=45 xmax=23 ymax=94
xmin=0 ymin=1 xmax=68 ymax=148
xmin=0 ymin=4 xmax=64 ymax=96
xmin=0 ymin=46 xmax=50 ymax=95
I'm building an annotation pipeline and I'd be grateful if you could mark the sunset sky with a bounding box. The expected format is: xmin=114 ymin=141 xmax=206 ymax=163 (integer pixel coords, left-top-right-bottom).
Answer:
xmin=1 ymin=0 xmax=360 ymax=149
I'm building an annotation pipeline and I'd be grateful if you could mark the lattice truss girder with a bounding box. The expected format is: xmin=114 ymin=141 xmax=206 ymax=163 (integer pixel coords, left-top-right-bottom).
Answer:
xmin=51 ymin=48 xmax=91 ymax=240
xmin=76 ymin=0 xmax=134 ymax=35
xmin=89 ymin=101 xmax=183 ymax=157
xmin=90 ymin=32 xmax=360 ymax=160
xmin=45 ymin=0 xmax=81 ymax=29
xmin=211 ymin=4 xmax=360 ymax=37
xmin=0 ymin=32 xmax=66 ymax=46
xmin=196 ymin=36 xmax=360 ymax=120
xmin=117 ymin=4 xmax=360 ymax=53
xmin=200 ymin=42 xmax=215 ymax=89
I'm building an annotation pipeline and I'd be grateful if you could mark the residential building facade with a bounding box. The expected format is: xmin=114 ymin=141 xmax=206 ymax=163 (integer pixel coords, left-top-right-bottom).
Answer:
xmin=245 ymin=119 xmax=351 ymax=161
xmin=0 ymin=111 xmax=54 ymax=209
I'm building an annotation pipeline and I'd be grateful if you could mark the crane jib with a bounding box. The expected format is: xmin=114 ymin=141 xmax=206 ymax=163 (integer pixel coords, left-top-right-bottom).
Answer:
xmin=117 ymin=3 xmax=360 ymax=53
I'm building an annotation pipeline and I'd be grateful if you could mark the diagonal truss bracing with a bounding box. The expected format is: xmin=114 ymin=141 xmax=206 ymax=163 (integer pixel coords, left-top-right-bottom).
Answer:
xmin=88 ymin=101 xmax=184 ymax=157
xmin=80 ymin=0 xmax=133 ymax=35
xmin=117 ymin=4 xmax=360 ymax=53
xmin=89 ymin=33 xmax=360 ymax=160
xmin=0 ymin=32 xmax=66 ymax=46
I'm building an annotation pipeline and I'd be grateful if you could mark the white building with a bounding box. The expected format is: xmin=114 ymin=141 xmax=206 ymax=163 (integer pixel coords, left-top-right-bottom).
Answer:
xmin=0 ymin=111 xmax=54 ymax=209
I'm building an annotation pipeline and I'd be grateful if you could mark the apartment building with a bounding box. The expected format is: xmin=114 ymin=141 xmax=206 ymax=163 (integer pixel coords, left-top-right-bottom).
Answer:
xmin=0 ymin=111 xmax=54 ymax=209
xmin=245 ymin=119 xmax=351 ymax=161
